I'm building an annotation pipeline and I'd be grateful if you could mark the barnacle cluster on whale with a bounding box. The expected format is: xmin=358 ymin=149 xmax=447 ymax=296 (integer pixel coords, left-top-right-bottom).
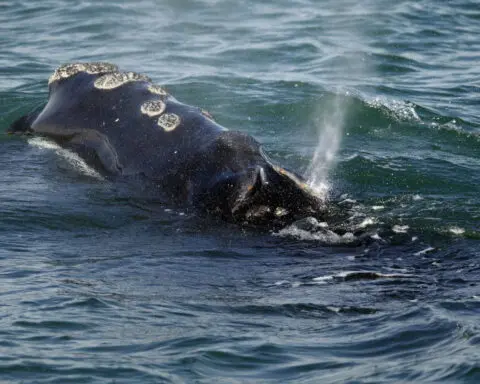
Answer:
xmin=157 ymin=113 xmax=181 ymax=132
xmin=140 ymin=100 xmax=166 ymax=117
xmin=48 ymin=62 xmax=118 ymax=85
xmin=93 ymin=71 xmax=151 ymax=90
xmin=49 ymin=62 xmax=182 ymax=133
xmin=147 ymin=84 xmax=168 ymax=96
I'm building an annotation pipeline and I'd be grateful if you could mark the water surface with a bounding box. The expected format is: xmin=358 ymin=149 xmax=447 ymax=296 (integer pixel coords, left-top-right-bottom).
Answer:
xmin=0 ymin=0 xmax=479 ymax=382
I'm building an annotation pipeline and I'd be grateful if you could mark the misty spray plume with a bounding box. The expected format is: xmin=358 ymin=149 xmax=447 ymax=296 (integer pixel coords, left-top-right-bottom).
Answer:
xmin=304 ymin=2 xmax=371 ymax=199
xmin=305 ymin=94 xmax=346 ymax=198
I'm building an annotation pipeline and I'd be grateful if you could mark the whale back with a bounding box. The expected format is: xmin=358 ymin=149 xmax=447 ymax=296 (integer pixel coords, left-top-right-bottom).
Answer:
xmin=28 ymin=64 xmax=227 ymax=180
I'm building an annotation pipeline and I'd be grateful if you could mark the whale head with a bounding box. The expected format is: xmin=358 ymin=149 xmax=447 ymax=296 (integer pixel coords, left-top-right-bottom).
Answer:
xmin=195 ymin=131 xmax=324 ymax=225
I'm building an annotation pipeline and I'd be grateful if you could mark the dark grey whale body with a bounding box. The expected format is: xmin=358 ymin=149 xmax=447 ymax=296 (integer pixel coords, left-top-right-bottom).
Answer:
xmin=10 ymin=62 xmax=323 ymax=225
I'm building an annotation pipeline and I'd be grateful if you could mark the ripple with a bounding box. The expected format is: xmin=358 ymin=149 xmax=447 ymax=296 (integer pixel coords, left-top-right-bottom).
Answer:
xmin=13 ymin=320 xmax=92 ymax=331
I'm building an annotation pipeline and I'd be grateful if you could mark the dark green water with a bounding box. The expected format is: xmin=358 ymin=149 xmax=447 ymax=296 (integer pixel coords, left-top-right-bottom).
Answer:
xmin=1 ymin=0 xmax=479 ymax=382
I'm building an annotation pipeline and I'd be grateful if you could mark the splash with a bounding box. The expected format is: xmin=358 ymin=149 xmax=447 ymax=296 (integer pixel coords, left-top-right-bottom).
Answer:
xmin=367 ymin=96 xmax=420 ymax=122
xmin=28 ymin=137 xmax=103 ymax=180
xmin=274 ymin=217 xmax=357 ymax=244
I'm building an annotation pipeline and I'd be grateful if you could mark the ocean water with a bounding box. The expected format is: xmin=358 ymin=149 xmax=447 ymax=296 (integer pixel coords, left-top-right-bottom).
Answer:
xmin=1 ymin=0 xmax=479 ymax=382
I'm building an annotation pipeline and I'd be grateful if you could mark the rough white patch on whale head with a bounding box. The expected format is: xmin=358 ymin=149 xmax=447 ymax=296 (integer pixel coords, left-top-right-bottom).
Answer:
xmin=94 ymin=71 xmax=151 ymax=90
xmin=157 ymin=113 xmax=181 ymax=132
xmin=84 ymin=62 xmax=118 ymax=74
xmin=147 ymin=84 xmax=168 ymax=96
xmin=48 ymin=62 xmax=118 ymax=86
xmin=48 ymin=63 xmax=86 ymax=85
xmin=140 ymin=100 xmax=166 ymax=117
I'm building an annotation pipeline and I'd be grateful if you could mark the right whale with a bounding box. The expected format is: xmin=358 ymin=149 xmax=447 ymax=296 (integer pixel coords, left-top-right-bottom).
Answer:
xmin=9 ymin=62 xmax=325 ymax=225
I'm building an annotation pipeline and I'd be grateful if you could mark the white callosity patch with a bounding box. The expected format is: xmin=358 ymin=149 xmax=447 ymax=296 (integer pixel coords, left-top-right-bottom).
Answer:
xmin=157 ymin=113 xmax=180 ymax=132
xmin=147 ymin=84 xmax=168 ymax=96
xmin=94 ymin=71 xmax=151 ymax=90
xmin=140 ymin=100 xmax=166 ymax=117
xmin=48 ymin=62 xmax=118 ymax=85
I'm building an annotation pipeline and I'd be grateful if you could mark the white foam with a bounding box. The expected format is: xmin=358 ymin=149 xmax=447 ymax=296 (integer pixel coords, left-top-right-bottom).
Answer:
xmin=28 ymin=137 xmax=103 ymax=180
xmin=449 ymin=227 xmax=465 ymax=235
xmin=367 ymin=97 xmax=420 ymax=122
xmin=274 ymin=218 xmax=356 ymax=244
xmin=274 ymin=280 xmax=301 ymax=288
xmin=308 ymin=181 xmax=330 ymax=199
xmin=312 ymin=270 xmax=413 ymax=283
xmin=392 ymin=224 xmax=409 ymax=233
xmin=312 ymin=275 xmax=334 ymax=283
xmin=358 ymin=217 xmax=376 ymax=228
xmin=326 ymin=306 xmax=341 ymax=313
xmin=414 ymin=247 xmax=435 ymax=256
xmin=339 ymin=198 xmax=357 ymax=204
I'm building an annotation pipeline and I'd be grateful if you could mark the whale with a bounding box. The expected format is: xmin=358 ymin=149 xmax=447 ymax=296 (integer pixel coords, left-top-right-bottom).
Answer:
xmin=9 ymin=62 xmax=323 ymax=225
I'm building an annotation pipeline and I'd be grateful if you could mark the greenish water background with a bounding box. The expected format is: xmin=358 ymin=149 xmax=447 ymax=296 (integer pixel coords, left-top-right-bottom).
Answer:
xmin=0 ymin=0 xmax=479 ymax=382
